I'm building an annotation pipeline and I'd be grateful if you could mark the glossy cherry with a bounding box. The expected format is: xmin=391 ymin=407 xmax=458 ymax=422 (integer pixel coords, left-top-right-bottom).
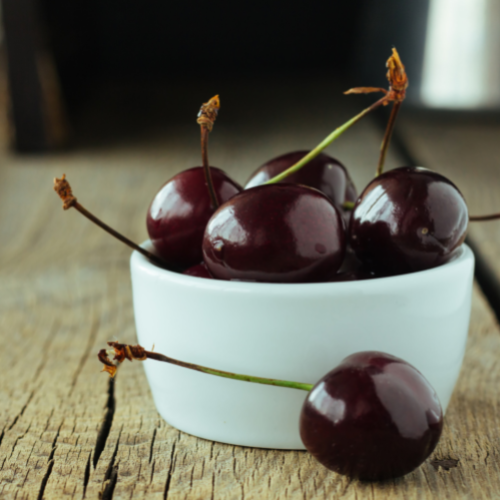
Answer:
xmin=183 ymin=262 xmax=213 ymax=279
xmin=147 ymin=167 xmax=242 ymax=269
xmin=245 ymin=151 xmax=357 ymax=216
xmin=300 ymin=351 xmax=443 ymax=481
xmin=202 ymin=184 xmax=345 ymax=283
xmin=350 ymin=167 xmax=468 ymax=275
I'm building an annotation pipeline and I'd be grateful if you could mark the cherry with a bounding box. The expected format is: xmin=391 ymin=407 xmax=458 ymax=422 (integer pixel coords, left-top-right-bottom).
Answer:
xmin=147 ymin=167 xmax=242 ymax=269
xmin=183 ymin=262 xmax=213 ymax=279
xmin=300 ymin=351 xmax=443 ymax=481
xmin=349 ymin=167 xmax=468 ymax=276
xmin=202 ymin=184 xmax=345 ymax=283
xmin=245 ymin=151 xmax=357 ymax=222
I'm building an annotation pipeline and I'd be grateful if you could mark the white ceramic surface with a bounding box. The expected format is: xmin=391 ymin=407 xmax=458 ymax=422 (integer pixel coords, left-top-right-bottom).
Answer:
xmin=131 ymin=242 xmax=474 ymax=450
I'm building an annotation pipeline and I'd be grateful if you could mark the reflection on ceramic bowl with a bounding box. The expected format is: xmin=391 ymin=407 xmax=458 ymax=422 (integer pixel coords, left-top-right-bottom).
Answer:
xmin=131 ymin=241 xmax=474 ymax=449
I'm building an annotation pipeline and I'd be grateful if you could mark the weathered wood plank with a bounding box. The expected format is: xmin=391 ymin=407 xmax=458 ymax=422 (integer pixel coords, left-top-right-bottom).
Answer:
xmin=1 ymin=81 xmax=500 ymax=499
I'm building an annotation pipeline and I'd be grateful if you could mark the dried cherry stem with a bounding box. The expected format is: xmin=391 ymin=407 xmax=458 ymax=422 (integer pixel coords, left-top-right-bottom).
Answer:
xmin=375 ymin=48 xmax=407 ymax=177
xmin=469 ymin=213 xmax=500 ymax=222
xmin=376 ymin=100 xmax=401 ymax=177
xmin=265 ymin=48 xmax=408 ymax=185
xmin=197 ymin=95 xmax=220 ymax=209
xmin=99 ymin=341 xmax=314 ymax=392
xmin=53 ymin=175 xmax=167 ymax=268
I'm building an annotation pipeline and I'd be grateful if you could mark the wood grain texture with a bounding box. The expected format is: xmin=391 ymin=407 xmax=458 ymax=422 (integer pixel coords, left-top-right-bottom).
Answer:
xmin=1 ymin=81 xmax=500 ymax=499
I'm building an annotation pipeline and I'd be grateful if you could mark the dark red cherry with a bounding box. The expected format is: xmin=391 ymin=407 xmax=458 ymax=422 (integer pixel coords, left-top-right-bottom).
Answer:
xmin=245 ymin=151 xmax=357 ymax=216
xmin=202 ymin=184 xmax=345 ymax=283
xmin=300 ymin=351 xmax=443 ymax=481
xmin=147 ymin=167 xmax=242 ymax=269
xmin=183 ymin=262 xmax=213 ymax=279
xmin=350 ymin=167 xmax=468 ymax=275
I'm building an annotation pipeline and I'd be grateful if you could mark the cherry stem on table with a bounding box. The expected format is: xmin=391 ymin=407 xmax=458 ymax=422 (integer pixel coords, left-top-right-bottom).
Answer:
xmin=376 ymin=100 xmax=401 ymax=177
xmin=469 ymin=213 xmax=500 ymax=222
xmin=264 ymin=95 xmax=390 ymax=185
xmin=53 ymin=175 xmax=167 ymax=268
xmin=99 ymin=341 xmax=314 ymax=392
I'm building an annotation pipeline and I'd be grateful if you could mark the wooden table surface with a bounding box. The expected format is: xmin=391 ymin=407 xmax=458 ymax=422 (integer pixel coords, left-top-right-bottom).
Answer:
xmin=1 ymin=80 xmax=500 ymax=499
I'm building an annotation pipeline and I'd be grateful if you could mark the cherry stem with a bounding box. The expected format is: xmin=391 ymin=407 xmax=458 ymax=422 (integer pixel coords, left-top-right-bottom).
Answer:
xmin=73 ymin=203 xmax=167 ymax=267
xmin=99 ymin=341 xmax=314 ymax=392
xmin=200 ymin=126 xmax=219 ymax=209
xmin=469 ymin=213 xmax=500 ymax=222
xmin=343 ymin=201 xmax=355 ymax=211
xmin=53 ymin=175 xmax=168 ymax=268
xmin=197 ymin=95 xmax=221 ymax=209
xmin=264 ymin=95 xmax=389 ymax=185
xmin=376 ymin=100 xmax=401 ymax=177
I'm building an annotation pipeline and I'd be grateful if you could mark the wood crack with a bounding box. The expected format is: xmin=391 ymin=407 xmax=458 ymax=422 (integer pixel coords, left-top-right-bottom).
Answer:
xmin=101 ymin=465 xmax=118 ymax=500
xmin=6 ymin=390 xmax=35 ymax=434
xmin=163 ymin=439 xmax=177 ymax=500
xmin=83 ymin=454 xmax=91 ymax=498
xmin=9 ymin=423 xmax=31 ymax=460
xmin=36 ymin=421 xmax=62 ymax=500
xmin=37 ymin=460 xmax=55 ymax=500
xmin=100 ymin=428 xmax=122 ymax=500
xmin=93 ymin=377 xmax=116 ymax=468
xmin=149 ymin=428 xmax=157 ymax=463
xmin=70 ymin=316 xmax=100 ymax=394
xmin=430 ymin=458 xmax=460 ymax=472
xmin=33 ymin=319 xmax=61 ymax=382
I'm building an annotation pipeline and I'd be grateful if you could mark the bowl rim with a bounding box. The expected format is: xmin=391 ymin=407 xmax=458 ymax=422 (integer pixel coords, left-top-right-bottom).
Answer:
xmin=131 ymin=240 xmax=474 ymax=292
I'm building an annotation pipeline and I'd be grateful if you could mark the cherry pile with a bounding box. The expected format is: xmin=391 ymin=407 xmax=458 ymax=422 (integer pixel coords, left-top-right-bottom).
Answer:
xmin=144 ymin=54 xmax=468 ymax=282
xmin=154 ymin=160 xmax=468 ymax=283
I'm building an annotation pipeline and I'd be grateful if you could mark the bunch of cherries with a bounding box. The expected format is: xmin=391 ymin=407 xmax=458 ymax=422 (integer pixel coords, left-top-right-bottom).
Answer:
xmin=147 ymin=86 xmax=468 ymax=284
xmin=56 ymin=50 xmax=497 ymax=481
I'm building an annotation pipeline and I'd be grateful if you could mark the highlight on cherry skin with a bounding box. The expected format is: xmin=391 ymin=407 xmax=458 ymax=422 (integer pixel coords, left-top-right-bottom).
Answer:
xmin=300 ymin=351 xmax=444 ymax=481
xmin=349 ymin=166 xmax=469 ymax=276
xmin=147 ymin=166 xmax=242 ymax=269
xmin=202 ymin=183 xmax=346 ymax=283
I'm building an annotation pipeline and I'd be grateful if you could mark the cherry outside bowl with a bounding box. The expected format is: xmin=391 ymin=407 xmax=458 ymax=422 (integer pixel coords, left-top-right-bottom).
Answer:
xmin=130 ymin=241 xmax=474 ymax=449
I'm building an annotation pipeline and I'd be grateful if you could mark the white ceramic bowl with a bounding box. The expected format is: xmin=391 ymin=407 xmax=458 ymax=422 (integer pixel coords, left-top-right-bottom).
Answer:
xmin=131 ymin=242 xmax=474 ymax=450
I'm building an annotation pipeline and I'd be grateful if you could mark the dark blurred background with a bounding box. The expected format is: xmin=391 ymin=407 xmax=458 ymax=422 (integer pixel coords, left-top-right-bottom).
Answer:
xmin=2 ymin=0 xmax=439 ymax=151
xmin=3 ymin=0 xmax=500 ymax=152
